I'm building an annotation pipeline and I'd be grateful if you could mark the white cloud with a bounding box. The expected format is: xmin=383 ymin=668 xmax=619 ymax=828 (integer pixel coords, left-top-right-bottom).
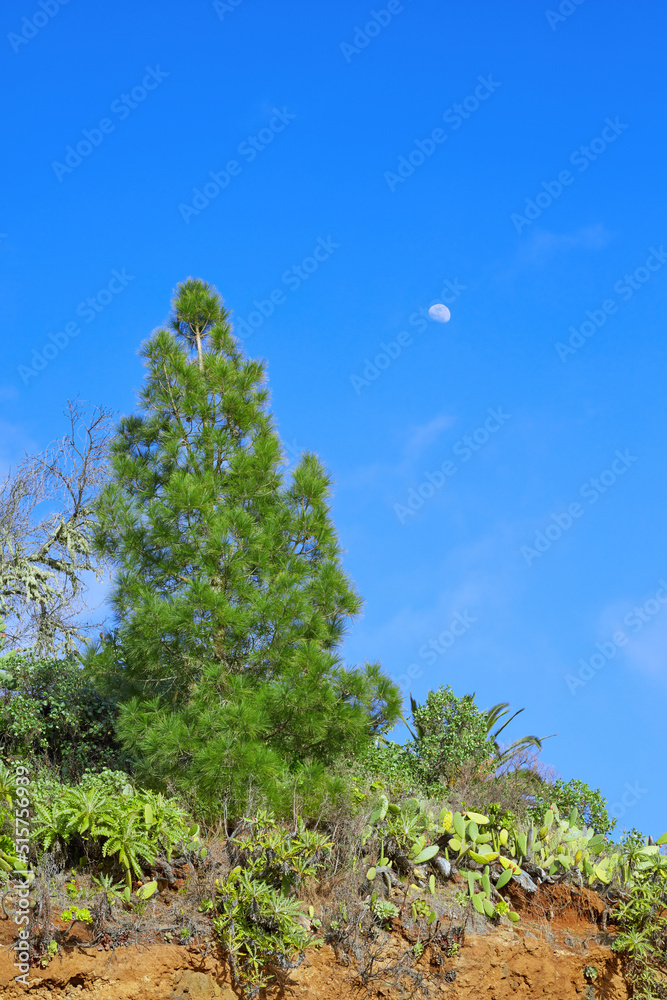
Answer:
xmin=495 ymin=224 xmax=613 ymax=281
xmin=403 ymin=414 xmax=456 ymax=461
xmin=518 ymin=224 xmax=612 ymax=265
xmin=339 ymin=412 xmax=456 ymax=492
xmin=0 ymin=420 xmax=39 ymax=479
xmin=593 ymin=587 xmax=667 ymax=681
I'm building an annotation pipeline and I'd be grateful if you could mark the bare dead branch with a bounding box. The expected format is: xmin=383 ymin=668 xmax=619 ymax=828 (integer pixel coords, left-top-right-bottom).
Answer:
xmin=0 ymin=400 xmax=114 ymax=655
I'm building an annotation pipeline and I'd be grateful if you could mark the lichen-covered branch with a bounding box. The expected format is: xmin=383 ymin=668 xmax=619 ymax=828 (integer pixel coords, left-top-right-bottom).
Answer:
xmin=0 ymin=401 xmax=113 ymax=655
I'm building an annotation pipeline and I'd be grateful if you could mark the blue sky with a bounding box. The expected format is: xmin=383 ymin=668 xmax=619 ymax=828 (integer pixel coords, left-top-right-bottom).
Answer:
xmin=2 ymin=0 xmax=666 ymax=836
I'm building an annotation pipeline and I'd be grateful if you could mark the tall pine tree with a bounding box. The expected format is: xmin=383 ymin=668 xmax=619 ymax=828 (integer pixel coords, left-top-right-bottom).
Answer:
xmin=92 ymin=279 xmax=400 ymax=814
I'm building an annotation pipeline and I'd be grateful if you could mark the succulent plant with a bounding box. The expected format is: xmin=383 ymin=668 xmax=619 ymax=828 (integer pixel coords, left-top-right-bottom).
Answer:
xmin=364 ymin=793 xmax=666 ymax=932
xmin=370 ymin=893 xmax=399 ymax=924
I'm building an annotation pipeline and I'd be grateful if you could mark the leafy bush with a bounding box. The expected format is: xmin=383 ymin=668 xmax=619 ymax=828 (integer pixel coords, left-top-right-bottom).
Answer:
xmin=407 ymin=686 xmax=495 ymax=788
xmin=0 ymin=651 xmax=127 ymax=780
xmin=401 ymin=687 xmax=551 ymax=793
xmin=613 ymin=830 xmax=667 ymax=997
xmin=530 ymin=777 xmax=613 ymax=836
xmin=353 ymin=739 xmax=421 ymax=796
xmin=213 ymin=811 xmax=332 ymax=998
xmin=30 ymin=770 xmax=200 ymax=898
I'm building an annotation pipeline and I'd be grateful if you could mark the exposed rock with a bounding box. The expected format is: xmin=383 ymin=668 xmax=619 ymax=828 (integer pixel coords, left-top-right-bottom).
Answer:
xmin=0 ymin=883 xmax=631 ymax=1000
xmin=432 ymin=855 xmax=452 ymax=878
xmin=170 ymin=969 xmax=234 ymax=999
xmin=511 ymin=868 xmax=539 ymax=892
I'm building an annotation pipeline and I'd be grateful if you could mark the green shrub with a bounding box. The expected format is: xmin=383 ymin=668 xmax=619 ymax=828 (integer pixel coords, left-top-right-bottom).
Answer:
xmin=353 ymin=739 xmax=421 ymax=796
xmin=612 ymin=830 xmax=667 ymax=997
xmin=213 ymin=811 xmax=331 ymax=998
xmin=407 ymin=686 xmax=494 ymax=788
xmin=530 ymin=778 xmax=613 ymax=836
xmin=31 ymin=770 xmax=200 ymax=897
xmin=0 ymin=651 xmax=127 ymax=780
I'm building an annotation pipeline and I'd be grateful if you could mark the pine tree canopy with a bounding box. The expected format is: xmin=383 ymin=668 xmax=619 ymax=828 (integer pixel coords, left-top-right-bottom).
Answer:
xmin=91 ymin=279 xmax=401 ymax=814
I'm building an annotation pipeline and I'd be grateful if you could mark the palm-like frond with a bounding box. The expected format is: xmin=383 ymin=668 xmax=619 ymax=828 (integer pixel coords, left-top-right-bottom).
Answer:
xmin=62 ymin=785 xmax=113 ymax=836
xmin=33 ymin=800 xmax=68 ymax=850
xmin=483 ymin=702 xmax=555 ymax=765
xmin=97 ymin=811 xmax=157 ymax=892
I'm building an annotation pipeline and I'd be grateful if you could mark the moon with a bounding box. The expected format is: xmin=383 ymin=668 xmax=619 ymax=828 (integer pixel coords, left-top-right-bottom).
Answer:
xmin=428 ymin=303 xmax=451 ymax=323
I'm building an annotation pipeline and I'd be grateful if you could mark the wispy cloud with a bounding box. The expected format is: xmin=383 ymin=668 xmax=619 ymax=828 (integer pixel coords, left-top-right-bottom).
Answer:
xmin=624 ymin=621 xmax=667 ymax=679
xmin=0 ymin=420 xmax=39 ymax=478
xmin=520 ymin=224 xmax=612 ymax=262
xmin=496 ymin=224 xmax=613 ymax=281
xmin=341 ymin=412 xmax=456 ymax=491
xmin=404 ymin=414 xmax=456 ymax=460
xmin=590 ymin=587 xmax=667 ymax=680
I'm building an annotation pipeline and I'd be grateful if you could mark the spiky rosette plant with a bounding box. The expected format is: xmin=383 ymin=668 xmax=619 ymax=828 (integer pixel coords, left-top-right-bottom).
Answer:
xmin=89 ymin=279 xmax=400 ymax=816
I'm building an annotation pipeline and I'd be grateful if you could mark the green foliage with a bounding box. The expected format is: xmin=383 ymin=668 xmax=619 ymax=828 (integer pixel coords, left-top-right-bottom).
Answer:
xmin=364 ymin=798 xmax=523 ymax=922
xmin=65 ymin=879 xmax=79 ymax=899
xmin=528 ymin=803 xmax=618 ymax=882
xmin=407 ymin=686 xmax=494 ymax=787
xmin=399 ymin=687 xmax=552 ymax=792
xmin=0 ymin=651 xmax=126 ymax=780
xmin=440 ymin=799 xmax=614 ymax=890
xmin=60 ymin=906 xmax=92 ymax=925
xmin=369 ymin=894 xmax=399 ymax=925
xmin=364 ymin=796 xmax=437 ymax=870
xmin=89 ymin=278 xmax=400 ymax=817
xmin=97 ymin=809 xmax=158 ymax=895
xmin=482 ymin=702 xmax=553 ymax=766
xmin=354 ymin=739 xmax=421 ymax=795
xmin=530 ymin=778 xmax=613 ymax=836
xmin=385 ymin=687 xmax=552 ymax=795
xmin=0 ymin=760 xmax=17 ymax=804
xmin=363 ymin=791 xmax=649 ymax=933
xmin=213 ymin=811 xmax=331 ymax=998
xmin=0 ymin=831 xmax=27 ymax=881
xmin=612 ymin=831 xmax=667 ymax=997
xmin=91 ymin=872 xmax=125 ymax=905
xmin=32 ymin=771 xmax=197 ymax=898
